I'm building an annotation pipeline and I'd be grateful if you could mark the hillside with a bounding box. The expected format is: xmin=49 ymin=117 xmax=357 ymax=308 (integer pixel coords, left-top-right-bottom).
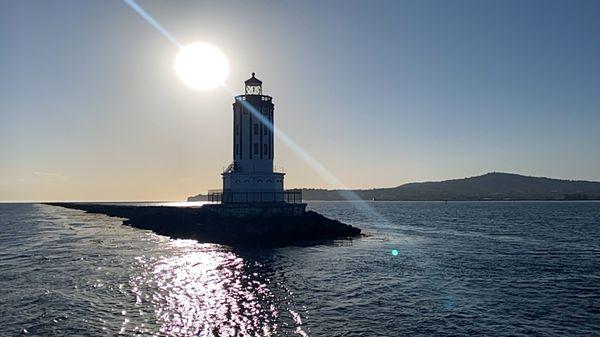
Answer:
xmin=189 ymin=172 xmax=600 ymax=201
xmin=302 ymin=172 xmax=600 ymax=201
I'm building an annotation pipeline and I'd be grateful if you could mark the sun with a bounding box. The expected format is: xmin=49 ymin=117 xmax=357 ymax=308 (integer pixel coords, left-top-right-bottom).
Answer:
xmin=174 ymin=42 xmax=229 ymax=91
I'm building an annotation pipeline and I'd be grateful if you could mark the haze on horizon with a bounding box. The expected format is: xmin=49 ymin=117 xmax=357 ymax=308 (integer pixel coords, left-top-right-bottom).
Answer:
xmin=1 ymin=0 xmax=599 ymax=201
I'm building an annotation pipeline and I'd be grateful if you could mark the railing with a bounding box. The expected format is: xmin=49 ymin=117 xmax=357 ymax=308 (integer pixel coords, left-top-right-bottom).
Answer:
xmin=207 ymin=189 xmax=303 ymax=204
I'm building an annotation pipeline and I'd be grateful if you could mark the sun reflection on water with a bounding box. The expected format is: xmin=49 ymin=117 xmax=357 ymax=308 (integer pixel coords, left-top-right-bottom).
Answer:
xmin=129 ymin=240 xmax=280 ymax=336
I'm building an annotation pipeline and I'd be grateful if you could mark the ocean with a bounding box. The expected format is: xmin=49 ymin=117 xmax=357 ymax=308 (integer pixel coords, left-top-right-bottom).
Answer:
xmin=0 ymin=201 xmax=599 ymax=336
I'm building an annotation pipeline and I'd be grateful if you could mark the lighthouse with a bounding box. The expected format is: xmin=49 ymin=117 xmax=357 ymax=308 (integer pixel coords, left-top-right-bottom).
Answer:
xmin=209 ymin=73 xmax=303 ymax=214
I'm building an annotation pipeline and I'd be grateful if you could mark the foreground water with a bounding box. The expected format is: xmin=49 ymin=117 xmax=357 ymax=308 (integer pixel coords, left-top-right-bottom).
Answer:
xmin=0 ymin=202 xmax=599 ymax=336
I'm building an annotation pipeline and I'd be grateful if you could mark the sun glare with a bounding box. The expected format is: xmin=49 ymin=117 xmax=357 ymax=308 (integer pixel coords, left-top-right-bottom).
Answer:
xmin=174 ymin=42 xmax=229 ymax=91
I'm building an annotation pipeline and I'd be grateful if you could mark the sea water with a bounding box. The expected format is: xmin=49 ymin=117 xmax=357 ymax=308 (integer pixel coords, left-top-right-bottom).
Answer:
xmin=0 ymin=201 xmax=598 ymax=336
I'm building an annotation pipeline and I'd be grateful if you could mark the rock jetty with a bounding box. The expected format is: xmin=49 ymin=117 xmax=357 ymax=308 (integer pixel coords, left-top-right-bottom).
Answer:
xmin=46 ymin=203 xmax=361 ymax=247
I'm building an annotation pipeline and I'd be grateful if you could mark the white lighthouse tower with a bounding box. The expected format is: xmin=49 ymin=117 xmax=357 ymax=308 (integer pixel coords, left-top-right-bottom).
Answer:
xmin=220 ymin=72 xmax=285 ymax=202
xmin=209 ymin=72 xmax=303 ymax=215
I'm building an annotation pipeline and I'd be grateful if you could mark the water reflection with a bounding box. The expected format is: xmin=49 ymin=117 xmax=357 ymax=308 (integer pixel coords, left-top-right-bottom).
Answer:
xmin=129 ymin=240 xmax=280 ymax=336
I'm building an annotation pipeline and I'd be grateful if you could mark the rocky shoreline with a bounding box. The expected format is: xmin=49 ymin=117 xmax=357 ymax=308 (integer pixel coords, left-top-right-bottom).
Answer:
xmin=46 ymin=203 xmax=362 ymax=247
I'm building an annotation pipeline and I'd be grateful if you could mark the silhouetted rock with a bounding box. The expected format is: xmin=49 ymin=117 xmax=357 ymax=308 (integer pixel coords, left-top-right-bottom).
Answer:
xmin=46 ymin=203 xmax=361 ymax=247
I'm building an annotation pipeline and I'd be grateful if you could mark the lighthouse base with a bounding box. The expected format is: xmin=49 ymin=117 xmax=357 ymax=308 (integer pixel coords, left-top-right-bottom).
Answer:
xmin=203 ymin=202 xmax=306 ymax=217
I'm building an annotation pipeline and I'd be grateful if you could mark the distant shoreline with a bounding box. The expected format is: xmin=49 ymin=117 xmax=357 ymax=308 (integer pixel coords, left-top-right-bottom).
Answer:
xmin=186 ymin=198 xmax=600 ymax=203
xmin=3 ymin=172 xmax=600 ymax=204
xmin=189 ymin=172 xmax=600 ymax=203
xmin=1 ymin=199 xmax=600 ymax=204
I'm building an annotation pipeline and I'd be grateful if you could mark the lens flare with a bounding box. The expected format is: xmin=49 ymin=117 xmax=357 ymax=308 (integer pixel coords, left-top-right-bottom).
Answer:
xmin=122 ymin=0 xmax=181 ymax=48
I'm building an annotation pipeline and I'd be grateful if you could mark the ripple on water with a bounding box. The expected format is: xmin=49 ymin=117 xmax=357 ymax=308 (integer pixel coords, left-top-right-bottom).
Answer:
xmin=128 ymin=241 xmax=279 ymax=336
xmin=1 ymin=202 xmax=599 ymax=336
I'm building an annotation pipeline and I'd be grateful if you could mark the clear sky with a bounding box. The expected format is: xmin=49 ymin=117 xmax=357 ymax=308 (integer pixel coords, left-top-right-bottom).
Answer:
xmin=1 ymin=0 xmax=599 ymax=201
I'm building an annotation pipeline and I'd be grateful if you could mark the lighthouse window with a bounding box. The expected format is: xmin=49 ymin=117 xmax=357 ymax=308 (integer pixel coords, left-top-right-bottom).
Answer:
xmin=236 ymin=124 xmax=240 ymax=135
xmin=253 ymin=123 xmax=258 ymax=135
xmin=264 ymin=144 xmax=268 ymax=155
xmin=236 ymin=143 xmax=240 ymax=155
xmin=263 ymin=126 xmax=268 ymax=135
xmin=254 ymin=143 xmax=258 ymax=154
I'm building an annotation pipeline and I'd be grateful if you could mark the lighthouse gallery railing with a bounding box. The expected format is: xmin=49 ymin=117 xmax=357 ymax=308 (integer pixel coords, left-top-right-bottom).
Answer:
xmin=207 ymin=189 xmax=303 ymax=204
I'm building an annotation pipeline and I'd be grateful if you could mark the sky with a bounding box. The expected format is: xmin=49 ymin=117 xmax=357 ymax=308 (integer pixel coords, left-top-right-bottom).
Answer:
xmin=1 ymin=0 xmax=599 ymax=201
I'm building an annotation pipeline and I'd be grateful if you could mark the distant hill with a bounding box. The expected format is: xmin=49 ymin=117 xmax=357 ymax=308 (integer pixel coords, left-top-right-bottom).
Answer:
xmin=187 ymin=193 xmax=208 ymax=202
xmin=188 ymin=172 xmax=600 ymax=201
